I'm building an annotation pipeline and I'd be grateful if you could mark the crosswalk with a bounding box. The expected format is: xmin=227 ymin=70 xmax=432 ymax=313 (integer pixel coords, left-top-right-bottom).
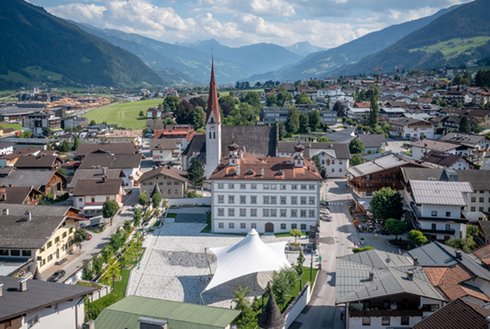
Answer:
xmin=326 ymin=200 xmax=349 ymax=206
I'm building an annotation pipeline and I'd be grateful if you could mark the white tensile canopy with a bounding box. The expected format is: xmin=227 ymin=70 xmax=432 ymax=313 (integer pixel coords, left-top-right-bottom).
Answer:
xmin=204 ymin=229 xmax=291 ymax=292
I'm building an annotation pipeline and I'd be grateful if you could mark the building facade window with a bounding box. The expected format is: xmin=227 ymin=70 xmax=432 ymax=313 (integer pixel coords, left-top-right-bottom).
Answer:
xmin=218 ymin=208 xmax=224 ymax=216
xmin=229 ymin=223 xmax=235 ymax=229
xmin=240 ymin=195 xmax=246 ymax=204
xmin=240 ymin=209 xmax=246 ymax=217
xmin=362 ymin=317 xmax=370 ymax=326
xmin=251 ymin=209 xmax=257 ymax=217
xmin=240 ymin=223 xmax=246 ymax=229
xmin=381 ymin=317 xmax=390 ymax=325
xmin=431 ymin=210 xmax=438 ymax=217
xmin=228 ymin=195 xmax=235 ymax=204
xmin=280 ymin=196 xmax=286 ymax=205
xmin=218 ymin=195 xmax=224 ymax=204
xmin=251 ymin=196 xmax=257 ymax=204
xmin=228 ymin=208 xmax=235 ymax=217
xmin=280 ymin=224 xmax=286 ymax=230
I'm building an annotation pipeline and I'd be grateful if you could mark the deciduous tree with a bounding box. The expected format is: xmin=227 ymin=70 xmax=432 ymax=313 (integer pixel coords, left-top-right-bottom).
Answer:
xmin=370 ymin=187 xmax=403 ymax=220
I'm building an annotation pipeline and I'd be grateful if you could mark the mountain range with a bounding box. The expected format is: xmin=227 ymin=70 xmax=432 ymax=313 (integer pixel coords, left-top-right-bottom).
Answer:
xmin=336 ymin=0 xmax=490 ymax=76
xmin=0 ymin=0 xmax=489 ymax=88
xmin=0 ymin=0 xmax=162 ymax=89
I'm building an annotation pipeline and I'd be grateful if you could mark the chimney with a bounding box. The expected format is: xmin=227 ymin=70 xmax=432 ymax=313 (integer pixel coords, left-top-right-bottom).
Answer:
xmin=455 ymin=250 xmax=462 ymax=260
xmin=2 ymin=208 xmax=8 ymax=215
xmin=236 ymin=165 xmax=240 ymax=177
xmin=102 ymin=167 xmax=107 ymax=176
xmin=0 ymin=283 xmax=3 ymax=297
xmin=368 ymin=272 xmax=374 ymax=281
xmin=27 ymin=211 xmax=32 ymax=221
xmin=407 ymin=270 xmax=414 ymax=280
xmin=19 ymin=278 xmax=28 ymax=292
xmin=260 ymin=168 xmax=265 ymax=176
xmin=413 ymin=257 xmax=419 ymax=266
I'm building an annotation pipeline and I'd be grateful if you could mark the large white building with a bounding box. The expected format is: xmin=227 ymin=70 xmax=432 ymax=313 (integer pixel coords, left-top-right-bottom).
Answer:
xmin=209 ymin=143 xmax=322 ymax=234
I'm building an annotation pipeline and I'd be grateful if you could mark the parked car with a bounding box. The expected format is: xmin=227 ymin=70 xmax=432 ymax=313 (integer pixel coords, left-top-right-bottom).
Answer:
xmin=48 ymin=270 xmax=66 ymax=282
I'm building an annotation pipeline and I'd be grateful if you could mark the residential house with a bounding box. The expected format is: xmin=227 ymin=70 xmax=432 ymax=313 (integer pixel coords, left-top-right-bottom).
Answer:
xmin=404 ymin=180 xmax=472 ymax=240
xmin=14 ymin=153 xmax=62 ymax=171
xmin=347 ymin=154 xmax=425 ymax=198
xmin=407 ymin=242 xmax=490 ymax=304
xmin=79 ymin=153 xmax=141 ymax=187
xmin=277 ymin=141 xmax=350 ymax=178
xmin=22 ymin=110 xmax=61 ymax=136
xmin=441 ymin=133 xmax=489 ymax=164
xmin=413 ymin=298 xmax=490 ymax=329
xmin=0 ymin=186 xmax=42 ymax=205
xmin=261 ymin=107 xmax=337 ymax=125
xmin=389 ymin=118 xmax=434 ymax=140
xmin=0 ymin=204 xmax=84 ymax=274
xmin=150 ymin=138 xmax=182 ymax=166
xmin=0 ymin=142 xmax=14 ymax=156
xmin=347 ymin=106 xmax=370 ymax=124
xmin=454 ymin=170 xmax=490 ymax=216
xmin=0 ymin=103 xmax=46 ymax=123
xmin=410 ymin=139 xmax=459 ymax=160
xmin=209 ymin=143 xmax=321 ymax=234
xmin=336 ymin=249 xmax=446 ymax=329
xmin=138 ymin=166 xmax=188 ymax=199
xmin=146 ymin=107 xmax=161 ymax=119
xmin=73 ymin=177 xmax=123 ymax=218
xmin=75 ymin=142 xmax=138 ymax=160
xmin=380 ymin=107 xmax=406 ymax=118
xmin=68 ymin=168 xmax=122 ymax=192
xmin=0 ymin=276 xmax=95 ymax=329
xmin=0 ymin=169 xmax=66 ymax=196
xmin=421 ymin=151 xmax=472 ymax=170
xmin=154 ymin=125 xmax=195 ymax=150
xmin=94 ymin=295 xmax=240 ymax=329
xmin=357 ymin=134 xmax=387 ymax=154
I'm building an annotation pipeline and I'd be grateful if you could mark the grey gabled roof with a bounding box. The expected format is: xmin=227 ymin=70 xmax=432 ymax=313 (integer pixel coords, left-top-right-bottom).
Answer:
xmin=76 ymin=142 xmax=137 ymax=157
xmin=357 ymin=134 xmax=386 ymax=148
xmin=0 ymin=170 xmax=60 ymax=188
xmin=406 ymin=242 xmax=490 ymax=281
xmin=79 ymin=153 xmax=141 ymax=170
xmin=0 ymin=204 xmax=73 ymax=249
xmin=73 ymin=179 xmax=122 ymax=197
xmin=336 ymin=250 xmax=444 ymax=304
xmin=409 ymin=180 xmax=472 ymax=206
xmin=222 ymin=125 xmax=277 ymax=157
xmin=69 ymin=168 xmax=122 ymax=188
xmin=0 ymin=276 xmax=95 ymax=322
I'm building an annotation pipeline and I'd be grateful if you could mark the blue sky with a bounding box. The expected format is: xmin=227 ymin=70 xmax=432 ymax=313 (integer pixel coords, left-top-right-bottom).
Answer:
xmin=30 ymin=0 xmax=472 ymax=48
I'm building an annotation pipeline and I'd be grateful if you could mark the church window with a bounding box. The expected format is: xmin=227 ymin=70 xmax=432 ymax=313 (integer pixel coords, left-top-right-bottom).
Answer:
xmin=209 ymin=132 xmax=212 ymax=139
xmin=213 ymin=132 xmax=216 ymax=139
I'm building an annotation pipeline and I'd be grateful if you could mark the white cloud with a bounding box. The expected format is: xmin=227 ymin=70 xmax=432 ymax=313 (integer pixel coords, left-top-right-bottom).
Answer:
xmin=250 ymin=0 xmax=295 ymax=17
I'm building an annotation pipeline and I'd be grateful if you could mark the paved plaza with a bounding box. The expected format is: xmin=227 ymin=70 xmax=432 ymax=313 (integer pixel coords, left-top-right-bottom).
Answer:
xmin=127 ymin=220 xmax=308 ymax=307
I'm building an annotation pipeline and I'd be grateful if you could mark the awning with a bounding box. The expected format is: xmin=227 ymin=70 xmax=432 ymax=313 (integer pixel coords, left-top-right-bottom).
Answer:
xmin=204 ymin=229 xmax=291 ymax=292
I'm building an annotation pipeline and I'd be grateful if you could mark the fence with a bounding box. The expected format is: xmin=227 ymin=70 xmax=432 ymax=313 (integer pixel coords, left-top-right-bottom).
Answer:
xmin=167 ymin=197 xmax=211 ymax=207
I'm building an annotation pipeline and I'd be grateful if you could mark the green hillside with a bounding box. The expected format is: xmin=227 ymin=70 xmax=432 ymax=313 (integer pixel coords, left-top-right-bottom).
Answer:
xmin=410 ymin=37 xmax=490 ymax=59
xmin=0 ymin=0 xmax=162 ymax=89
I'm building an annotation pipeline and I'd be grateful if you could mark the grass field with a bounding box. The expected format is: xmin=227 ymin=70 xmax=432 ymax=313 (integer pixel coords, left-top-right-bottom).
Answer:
xmin=0 ymin=123 xmax=22 ymax=130
xmin=82 ymin=99 xmax=163 ymax=129
xmin=410 ymin=36 xmax=490 ymax=59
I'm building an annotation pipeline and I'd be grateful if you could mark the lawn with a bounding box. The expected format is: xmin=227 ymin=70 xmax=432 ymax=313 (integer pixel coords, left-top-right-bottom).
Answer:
xmin=0 ymin=123 xmax=22 ymax=130
xmin=82 ymin=99 xmax=163 ymax=129
xmin=410 ymin=36 xmax=490 ymax=59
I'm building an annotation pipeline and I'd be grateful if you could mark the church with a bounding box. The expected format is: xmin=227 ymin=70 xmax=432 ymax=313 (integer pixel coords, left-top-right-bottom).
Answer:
xmin=182 ymin=60 xmax=278 ymax=177
xmin=188 ymin=61 xmax=322 ymax=234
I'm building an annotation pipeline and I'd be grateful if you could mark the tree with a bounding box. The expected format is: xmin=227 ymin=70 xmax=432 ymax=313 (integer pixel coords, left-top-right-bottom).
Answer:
xmin=271 ymin=267 xmax=298 ymax=307
xmin=467 ymin=224 xmax=479 ymax=239
xmin=349 ymin=138 xmax=364 ymax=154
xmin=241 ymin=92 xmax=261 ymax=109
xmin=308 ymin=109 xmax=321 ymax=131
xmin=89 ymin=120 xmax=97 ymax=126
xmin=232 ymin=287 xmax=255 ymax=327
xmin=91 ymin=255 xmax=104 ymax=276
xmin=188 ymin=160 xmax=205 ymax=188
xmin=162 ymin=96 xmax=179 ymax=112
xmin=266 ymin=93 xmax=277 ymax=107
xmin=219 ymin=95 xmax=236 ymax=117
xmin=384 ymin=218 xmax=406 ymax=239
xmin=295 ymin=250 xmax=305 ymax=279
xmin=285 ymin=108 xmax=300 ymax=135
xmin=138 ymin=110 xmax=145 ymax=118
xmin=102 ymin=199 xmax=119 ymax=225
xmin=350 ymin=154 xmax=364 ymax=166
xmin=312 ymin=155 xmax=322 ymax=172
xmin=82 ymin=261 xmax=93 ymax=280
xmin=71 ymin=134 xmax=79 ymax=151
xmin=223 ymin=103 xmax=258 ymax=126
xmin=445 ymin=238 xmax=473 ymax=253
xmin=333 ymin=101 xmax=346 ymax=117
xmin=58 ymin=140 xmax=70 ymax=153
xmin=174 ymin=100 xmax=194 ymax=125
xmin=192 ymin=106 xmax=206 ymax=130
xmin=475 ymin=70 xmax=490 ymax=88
xmin=407 ymin=230 xmax=428 ymax=247
xmin=189 ymin=96 xmax=206 ymax=108
xmin=133 ymin=208 xmax=142 ymax=227
xmin=138 ymin=192 xmax=148 ymax=206
xmin=298 ymin=112 xmax=310 ymax=134
xmin=295 ymin=93 xmax=313 ymax=105
xmin=276 ymin=88 xmax=292 ymax=107
xmin=123 ymin=220 xmax=132 ymax=233
xmin=370 ymin=187 xmax=403 ymax=220
xmin=459 ymin=116 xmax=471 ymax=133
xmin=369 ymin=87 xmax=379 ymax=128
xmin=290 ymin=229 xmax=302 ymax=242
xmin=151 ymin=191 xmax=162 ymax=209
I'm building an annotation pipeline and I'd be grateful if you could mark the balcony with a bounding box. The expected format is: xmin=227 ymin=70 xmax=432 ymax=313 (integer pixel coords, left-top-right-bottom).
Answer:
xmin=349 ymin=309 xmax=423 ymax=317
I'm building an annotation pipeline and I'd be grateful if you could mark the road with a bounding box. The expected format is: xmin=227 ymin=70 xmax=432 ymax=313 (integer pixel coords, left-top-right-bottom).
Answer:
xmin=40 ymin=188 xmax=140 ymax=282
xmin=295 ymin=179 xmax=357 ymax=329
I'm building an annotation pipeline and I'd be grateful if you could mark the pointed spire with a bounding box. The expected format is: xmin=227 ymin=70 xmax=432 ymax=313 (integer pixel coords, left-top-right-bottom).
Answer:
xmin=258 ymin=283 xmax=285 ymax=329
xmin=206 ymin=54 xmax=221 ymax=123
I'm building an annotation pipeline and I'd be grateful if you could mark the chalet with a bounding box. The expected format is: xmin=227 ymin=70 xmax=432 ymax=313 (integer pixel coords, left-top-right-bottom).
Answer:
xmin=0 ymin=186 xmax=42 ymax=205
xmin=389 ymin=118 xmax=434 ymax=140
xmin=441 ymin=133 xmax=489 ymax=164
xmin=79 ymin=153 xmax=141 ymax=187
xmin=0 ymin=276 xmax=95 ymax=329
xmin=150 ymin=138 xmax=182 ymax=166
xmin=357 ymin=134 xmax=387 ymax=154
xmin=154 ymin=125 xmax=195 ymax=149
xmin=421 ymin=151 xmax=472 ymax=170
xmin=410 ymin=140 xmax=459 ymax=160
xmin=14 ymin=153 xmax=62 ymax=171
xmin=0 ymin=204 xmax=84 ymax=274
xmin=138 ymin=166 xmax=188 ymax=198
xmin=73 ymin=177 xmax=123 ymax=218
xmin=75 ymin=142 xmax=138 ymax=160
xmin=404 ymin=180 xmax=472 ymax=241
xmin=0 ymin=169 xmax=66 ymax=196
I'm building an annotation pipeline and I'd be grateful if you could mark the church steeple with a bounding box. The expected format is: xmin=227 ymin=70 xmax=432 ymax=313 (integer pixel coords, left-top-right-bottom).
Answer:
xmin=205 ymin=56 xmax=222 ymax=178
xmin=206 ymin=56 xmax=221 ymax=124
